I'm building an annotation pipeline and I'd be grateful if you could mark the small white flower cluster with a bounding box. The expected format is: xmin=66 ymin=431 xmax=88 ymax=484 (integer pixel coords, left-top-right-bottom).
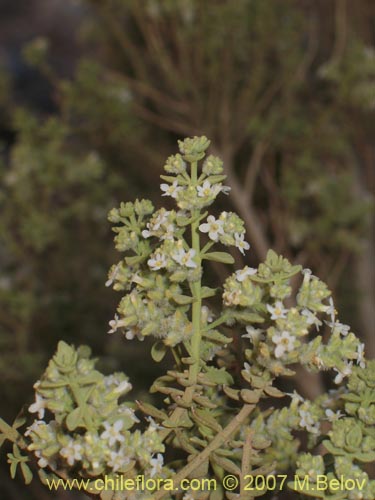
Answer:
xmin=142 ymin=208 xmax=177 ymax=241
xmin=160 ymin=178 xmax=230 ymax=211
xmin=199 ymin=212 xmax=250 ymax=254
xmin=146 ymin=240 xmax=197 ymax=272
xmin=25 ymin=343 xmax=165 ymax=478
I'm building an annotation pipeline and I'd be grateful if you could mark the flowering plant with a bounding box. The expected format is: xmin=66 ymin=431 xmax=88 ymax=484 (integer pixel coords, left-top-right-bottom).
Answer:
xmin=0 ymin=137 xmax=374 ymax=499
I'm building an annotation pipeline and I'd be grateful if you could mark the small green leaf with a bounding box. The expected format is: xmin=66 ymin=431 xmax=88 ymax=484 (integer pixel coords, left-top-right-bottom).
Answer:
xmin=203 ymin=329 xmax=231 ymax=345
xmin=20 ymin=462 xmax=33 ymax=485
xmin=203 ymin=252 xmax=235 ymax=264
xmin=264 ymin=386 xmax=285 ymax=398
xmin=136 ymin=401 xmax=168 ymax=420
xmin=125 ymin=255 xmax=144 ymax=265
xmin=9 ymin=458 xmax=18 ymax=479
xmin=151 ymin=341 xmax=167 ymax=363
xmin=201 ymin=286 xmax=218 ymax=298
xmin=66 ymin=407 xmax=84 ymax=431
xmin=210 ymin=453 xmax=241 ymax=476
xmin=193 ymin=409 xmax=222 ymax=433
xmin=205 ymin=367 xmax=234 ymax=385
xmin=240 ymin=389 xmax=261 ymax=403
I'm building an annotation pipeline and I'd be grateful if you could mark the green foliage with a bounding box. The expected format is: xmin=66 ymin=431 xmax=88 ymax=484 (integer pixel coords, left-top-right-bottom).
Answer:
xmin=1 ymin=138 xmax=372 ymax=500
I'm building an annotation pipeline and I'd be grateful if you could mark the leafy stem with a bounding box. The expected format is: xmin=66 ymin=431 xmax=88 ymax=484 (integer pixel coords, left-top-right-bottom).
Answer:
xmin=188 ymin=160 xmax=202 ymax=386
xmin=154 ymin=404 xmax=255 ymax=499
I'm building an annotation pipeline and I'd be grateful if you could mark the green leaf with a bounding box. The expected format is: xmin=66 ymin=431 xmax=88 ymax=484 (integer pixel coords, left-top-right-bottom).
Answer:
xmin=9 ymin=458 xmax=18 ymax=479
xmin=240 ymin=389 xmax=261 ymax=404
xmin=125 ymin=255 xmax=144 ymax=265
xmin=264 ymin=386 xmax=285 ymax=398
xmin=193 ymin=409 xmax=222 ymax=433
xmin=20 ymin=462 xmax=33 ymax=485
xmin=170 ymin=293 xmax=194 ymax=305
xmin=136 ymin=401 xmax=168 ymax=420
xmin=205 ymin=367 xmax=234 ymax=385
xmin=203 ymin=329 xmax=231 ymax=345
xmin=203 ymin=252 xmax=235 ymax=264
xmin=206 ymin=175 xmax=227 ymax=183
xmin=201 ymin=286 xmax=218 ymax=298
xmin=232 ymin=311 xmax=265 ymax=323
xmin=66 ymin=407 xmax=84 ymax=431
xmin=210 ymin=453 xmax=241 ymax=476
xmin=151 ymin=341 xmax=167 ymax=363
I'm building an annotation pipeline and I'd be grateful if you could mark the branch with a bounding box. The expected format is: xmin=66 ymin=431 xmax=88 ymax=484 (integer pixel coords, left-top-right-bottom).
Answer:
xmin=131 ymin=103 xmax=194 ymax=136
xmin=219 ymin=149 xmax=269 ymax=261
xmin=154 ymin=404 xmax=255 ymax=500
xmin=240 ymin=428 xmax=254 ymax=499
xmin=244 ymin=141 xmax=268 ymax=201
xmin=107 ymin=70 xmax=189 ymax=116
xmin=332 ymin=0 xmax=348 ymax=63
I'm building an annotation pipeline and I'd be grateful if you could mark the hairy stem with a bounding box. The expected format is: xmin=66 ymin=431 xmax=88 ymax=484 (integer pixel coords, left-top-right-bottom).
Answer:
xmin=154 ymin=404 xmax=255 ymax=500
xmin=188 ymin=160 xmax=202 ymax=386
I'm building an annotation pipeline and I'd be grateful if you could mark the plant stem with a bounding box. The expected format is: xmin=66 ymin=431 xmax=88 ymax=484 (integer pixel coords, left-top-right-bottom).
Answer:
xmin=0 ymin=418 xmax=26 ymax=449
xmin=154 ymin=404 xmax=255 ymax=499
xmin=188 ymin=161 xmax=202 ymax=386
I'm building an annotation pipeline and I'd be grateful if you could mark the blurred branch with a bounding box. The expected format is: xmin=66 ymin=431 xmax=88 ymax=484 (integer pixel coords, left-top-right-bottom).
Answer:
xmin=218 ymin=148 xmax=269 ymax=261
xmin=294 ymin=9 xmax=319 ymax=83
xmin=244 ymin=140 xmax=268 ymax=201
xmin=332 ymin=0 xmax=348 ymax=62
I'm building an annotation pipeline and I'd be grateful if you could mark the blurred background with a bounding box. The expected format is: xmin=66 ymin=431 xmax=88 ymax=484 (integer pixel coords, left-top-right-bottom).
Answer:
xmin=0 ymin=0 xmax=374 ymax=498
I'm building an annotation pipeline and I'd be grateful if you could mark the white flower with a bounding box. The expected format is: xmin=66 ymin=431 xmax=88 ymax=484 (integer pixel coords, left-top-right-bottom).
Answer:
xmin=234 ymin=233 xmax=250 ymax=255
xmin=108 ymin=314 xmax=122 ymax=334
xmin=333 ymin=362 xmax=353 ymax=384
xmin=272 ymin=330 xmax=296 ymax=358
xmin=146 ymin=416 xmax=164 ymax=430
xmin=235 ymin=266 xmax=257 ymax=282
xmin=152 ymin=211 xmax=169 ymax=230
xmin=267 ymin=301 xmax=287 ymax=320
xmin=201 ymin=305 xmax=214 ymax=323
xmin=356 ymin=343 xmax=365 ymax=368
xmin=108 ymin=450 xmax=130 ymax=472
xmin=149 ymin=453 xmax=164 ymax=478
xmin=119 ymin=406 xmax=140 ymax=423
xmin=148 ymin=252 xmax=168 ymax=270
xmin=160 ymin=223 xmax=175 ymax=241
xmin=114 ymin=380 xmax=132 ymax=394
xmin=124 ymin=327 xmax=145 ymax=341
xmin=286 ymin=390 xmax=305 ymax=405
xmin=301 ymin=308 xmax=322 ymax=329
xmin=34 ymin=450 xmax=49 ymax=469
xmin=199 ymin=215 xmax=224 ymax=241
xmin=60 ymin=439 xmax=83 ymax=466
xmin=142 ymin=228 xmax=152 ymax=238
xmin=299 ymin=409 xmax=319 ymax=434
xmin=172 ymin=248 xmax=197 ymax=268
xmin=222 ymin=289 xmax=242 ymax=306
xmin=100 ymin=420 xmax=125 ymax=446
xmin=25 ymin=420 xmax=45 ymax=437
xmin=325 ymin=409 xmax=343 ymax=422
xmin=220 ymin=185 xmax=231 ymax=195
xmin=325 ymin=320 xmax=350 ymax=336
xmin=242 ymin=325 xmax=263 ymax=343
xmin=325 ymin=297 xmax=336 ymax=323
xmin=197 ymin=180 xmax=216 ymax=198
xmin=28 ymin=393 xmax=46 ymax=419
xmin=105 ymin=263 xmax=120 ymax=287
xmin=160 ymin=181 xmax=181 ymax=198
xmin=243 ymin=362 xmax=251 ymax=375
xmin=302 ymin=268 xmax=312 ymax=285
